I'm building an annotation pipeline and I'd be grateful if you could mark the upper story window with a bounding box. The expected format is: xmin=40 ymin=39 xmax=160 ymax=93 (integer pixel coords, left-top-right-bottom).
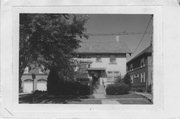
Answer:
xmin=131 ymin=75 xmax=134 ymax=83
xmin=109 ymin=55 xmax=116 ymax=64
xmin=107 ymin=71 xmax=113 ymax=74
xmin=96 ymin=56 xmax=102 ymax=62
xmin=140 ymin=58 xmax=145 ymax=68
xmin=130 ymin=64 xmax=133 ymax=71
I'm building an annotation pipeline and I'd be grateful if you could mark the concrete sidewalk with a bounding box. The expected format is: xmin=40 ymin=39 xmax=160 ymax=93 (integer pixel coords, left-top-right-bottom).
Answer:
xmin=93 ymin=85 xmax=106 ymax=99
xmin=101 ymin=99 xmax=120 ymax=104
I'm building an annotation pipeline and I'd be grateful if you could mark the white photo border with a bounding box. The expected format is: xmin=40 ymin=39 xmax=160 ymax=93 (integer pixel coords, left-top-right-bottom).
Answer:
xmin=2 ymin=5 xmax=164 ymax=118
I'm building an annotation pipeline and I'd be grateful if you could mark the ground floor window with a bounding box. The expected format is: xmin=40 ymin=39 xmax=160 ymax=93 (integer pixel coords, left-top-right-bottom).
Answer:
xmin=140 ymin=72 xmax=146 ymax=83
xmin=131 ymin=75 xmax=134 ymax=83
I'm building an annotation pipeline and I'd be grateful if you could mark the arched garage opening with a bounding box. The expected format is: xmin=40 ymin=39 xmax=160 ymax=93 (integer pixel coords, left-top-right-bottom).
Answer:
xmin=23 ymin=79 xmax=33 ymax=93
xmin=37 ymin=79 xmax=47 ymax=91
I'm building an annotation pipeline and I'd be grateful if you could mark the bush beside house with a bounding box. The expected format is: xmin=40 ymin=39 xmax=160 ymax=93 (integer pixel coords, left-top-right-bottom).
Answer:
xmin=106 ymin=83 xmax=130 ymax=95
xmin=105 ymin=74 xmax=131 ymax=95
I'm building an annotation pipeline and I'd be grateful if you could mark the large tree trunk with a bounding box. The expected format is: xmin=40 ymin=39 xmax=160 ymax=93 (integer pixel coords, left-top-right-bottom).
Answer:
xmin=47 ymin=68 xmax=64 ymax=95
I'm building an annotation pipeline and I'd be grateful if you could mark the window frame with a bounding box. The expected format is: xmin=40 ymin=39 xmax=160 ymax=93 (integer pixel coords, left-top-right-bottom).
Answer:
xmin=140 ymin=73 xmax=143 ymax=83
xmin=96 ymin=56 xmax=102 ymax=63
xmin=143 ymin=72 xmax=146 ymax=82
xmin=131 ymin=75 xmax=134 ymax=83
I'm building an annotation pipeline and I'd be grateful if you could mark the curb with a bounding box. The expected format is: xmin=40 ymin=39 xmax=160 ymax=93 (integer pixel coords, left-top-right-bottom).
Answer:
xmin=134 ymin=92 xmax=153 ymax=103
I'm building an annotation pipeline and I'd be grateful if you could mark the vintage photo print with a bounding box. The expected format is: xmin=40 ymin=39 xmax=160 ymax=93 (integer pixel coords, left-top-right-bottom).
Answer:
xmin=1 ymin=4 xmax=165 ymax=118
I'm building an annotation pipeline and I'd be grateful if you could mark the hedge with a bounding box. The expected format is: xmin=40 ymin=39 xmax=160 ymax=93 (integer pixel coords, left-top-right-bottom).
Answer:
xmin=47 ymin=81 xmax=91 ymax=95
xmin=106 ymin=83 xmax=130 ymax=95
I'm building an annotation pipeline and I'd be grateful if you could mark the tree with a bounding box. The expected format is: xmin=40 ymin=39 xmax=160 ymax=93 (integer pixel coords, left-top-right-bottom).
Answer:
xmin=20 ymin=14 xmax=88 ymax=92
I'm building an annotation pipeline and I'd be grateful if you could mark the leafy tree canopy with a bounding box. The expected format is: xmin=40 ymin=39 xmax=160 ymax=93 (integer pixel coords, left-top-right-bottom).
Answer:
xmin=19 ymin=14 xmax=89 ymax=88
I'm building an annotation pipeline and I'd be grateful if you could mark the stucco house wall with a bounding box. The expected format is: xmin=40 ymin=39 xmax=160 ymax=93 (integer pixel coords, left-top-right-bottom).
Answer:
xmin=76 ymin=57 xmax=127 ymax=77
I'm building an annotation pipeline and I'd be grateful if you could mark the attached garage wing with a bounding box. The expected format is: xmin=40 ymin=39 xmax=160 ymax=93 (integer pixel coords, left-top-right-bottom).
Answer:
xmin=23 ymin=79 xmax=33 ymax=93
xmin=37 ymin=79 xmax=47 ymax=91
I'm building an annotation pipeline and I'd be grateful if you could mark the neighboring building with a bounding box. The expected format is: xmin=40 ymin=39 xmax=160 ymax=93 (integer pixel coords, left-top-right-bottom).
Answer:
xmin=127 ymin=45 xmax=153 ymax=92
xmin=21 ymin=64 xmax=49 ymax=93
xmin=21 ymin=36 xmax=131 ymax=93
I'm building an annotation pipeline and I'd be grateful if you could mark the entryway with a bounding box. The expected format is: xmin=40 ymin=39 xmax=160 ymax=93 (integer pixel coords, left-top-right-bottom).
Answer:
xmin=93 ymin=84 xmax=106 ymax=99
xmin=87 ymin=68 xmax=107 ymax=98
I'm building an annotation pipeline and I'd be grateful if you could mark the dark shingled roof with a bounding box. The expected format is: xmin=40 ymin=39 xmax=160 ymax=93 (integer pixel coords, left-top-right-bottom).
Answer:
xmin=76 ymin=37 xmax=131 ymax=54
xmin=127 ymin=45 xmax=152 ymax=63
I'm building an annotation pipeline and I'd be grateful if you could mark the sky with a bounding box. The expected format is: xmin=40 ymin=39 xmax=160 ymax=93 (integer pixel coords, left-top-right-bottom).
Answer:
xmin=83 ymin=14 xmax=153 ymax=59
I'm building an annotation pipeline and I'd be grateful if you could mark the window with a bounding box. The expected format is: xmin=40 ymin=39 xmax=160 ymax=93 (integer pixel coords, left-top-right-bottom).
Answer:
xmin=109 ymin=55 xmax=116 ymax=64
xmin=140 ymin=58 xmax=145 ymax=67
xmin=114 ymin=71 xmax=120 ymax=78
xmin=131 ymin=75 xmax=134 ymax=83
xmin=143 ymin=72 xmax=146 ymax=82
xmin=140 ymin=72 xmax=146 ymax=83
xmin=108 ymin=71 xmax=113 ymax=74
xmin=130 ymin=64 xmax=133 ymax=71
xmin=96 ymin=56 xmax=102 ymax=62
xmin=140 ymin=73 xmax=143 ymax=83
xmin=114 ymin=71 xmax=120 ymax=74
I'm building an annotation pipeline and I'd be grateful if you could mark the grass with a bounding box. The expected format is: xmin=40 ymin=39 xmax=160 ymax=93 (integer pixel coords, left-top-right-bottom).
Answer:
xmin=106 ymin=93 xmax=145 ymax=99
xmin=117 ymin=98 xmax=152 ymax=104
xmin=19 ymin=91 xmax=152 ymax=104
xmin=67 ymin=99 xmax=101 ymax=104
xmin=19 ymin=91 xmax=94 ymax=104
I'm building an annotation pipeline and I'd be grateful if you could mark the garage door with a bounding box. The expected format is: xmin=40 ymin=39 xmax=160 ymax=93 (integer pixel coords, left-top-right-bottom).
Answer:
xmin=23 ymin=79 xmax=33 ymax=93
xmin=37 ymin=79 xmax=47 ymax=91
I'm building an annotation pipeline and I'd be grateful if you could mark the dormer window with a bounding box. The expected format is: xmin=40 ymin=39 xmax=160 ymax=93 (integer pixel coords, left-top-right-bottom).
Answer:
xmin=140 ymin=58 xmax=145 ymax=68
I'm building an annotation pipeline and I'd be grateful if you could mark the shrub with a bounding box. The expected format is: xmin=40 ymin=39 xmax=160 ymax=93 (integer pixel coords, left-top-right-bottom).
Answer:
xmin=106 ymin=83 xmax=130 ymax=95
xmin=115 ymin=76 xmax=124 ymax=84
xmin=122 ymin=73 xmax=131 ymax=87
xmin=50 ymin=81 xmax=91 ymax=95
xmin=47 ymin=68 xmax=91 ymax=95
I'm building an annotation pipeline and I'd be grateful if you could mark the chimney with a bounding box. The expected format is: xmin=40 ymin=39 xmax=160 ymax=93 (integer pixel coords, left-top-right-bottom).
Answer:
xmin=116 ymin=35 xmax=120 ymax=42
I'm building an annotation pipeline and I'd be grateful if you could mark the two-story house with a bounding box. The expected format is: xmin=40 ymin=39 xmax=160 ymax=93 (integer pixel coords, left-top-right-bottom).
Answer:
xmin=127 ymin=45 xmax=152 ymax=92
xmin=74 ymin=36 xmax=131 ymax=86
